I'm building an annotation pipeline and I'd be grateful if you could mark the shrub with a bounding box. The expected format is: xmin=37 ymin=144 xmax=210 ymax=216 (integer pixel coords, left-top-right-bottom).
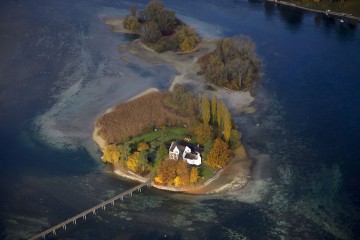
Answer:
xmin=123 ymin=15 xmax=140 ymax=31
xmin=176 ymin=27 xmax=199 ymax=52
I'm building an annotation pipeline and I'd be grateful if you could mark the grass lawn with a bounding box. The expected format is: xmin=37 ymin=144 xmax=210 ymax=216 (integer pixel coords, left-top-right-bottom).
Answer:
xmin=200 ymin=164 xmax=216 ymax=180
xmin=129 ymin=126 xmax=190 ymax=148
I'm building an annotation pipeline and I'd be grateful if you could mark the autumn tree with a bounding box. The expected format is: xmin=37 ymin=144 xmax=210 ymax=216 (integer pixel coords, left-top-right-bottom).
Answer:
xmin=126 ymin=152 xmax=140 ymax=173
xmin=137 ymin=151 xmax=149 ymax=174
xmin=155 ymin=159 xmax=177 ymax=185
xmin=174 ymin=160 xmax=190 ymax=186
xmin=140 ymin=0 xmax=165 ymax=22
xmin=123 ymin=15 xmax=140 ymax=31
xmin=140 ymin=21 xmax=161 ymax=43
xmin=101 ymin=144 xmax=120 ymax=163
xmin=189 ymin=167 xmax=200 ymax=185
xmin=207 ymin=138 xmax=229 ymax=168
xmin=223 ymin=106 xmax=232 ymax=142
xmin=194 ymin=123 xmax=213 ymax=145
xmin=217 ymin=100 xmax=225 ymax=129
xmin=201 ymin=95 xmax=211 ymax=124
xmin=137 ymin=142 xmax=150 ymax=151
xmin=202 ymin=141 xmax=213 ymax=161
xmin=176 ymin=27 xmax=199 ymax=52
xmin=211 ymin=95 xmax=217 ymax=124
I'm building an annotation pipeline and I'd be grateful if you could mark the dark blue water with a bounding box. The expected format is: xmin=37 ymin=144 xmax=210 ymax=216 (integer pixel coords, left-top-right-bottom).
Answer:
xmin=1 ymin=0 xmax=359 ymax=239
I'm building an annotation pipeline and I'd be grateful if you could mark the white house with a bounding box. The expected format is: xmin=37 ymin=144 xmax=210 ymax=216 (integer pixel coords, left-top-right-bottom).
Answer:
xmin=169 ymin=142 xmax=202 ymax=166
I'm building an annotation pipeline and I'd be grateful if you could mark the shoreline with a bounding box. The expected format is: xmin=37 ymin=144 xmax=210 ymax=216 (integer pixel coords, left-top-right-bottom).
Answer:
xmin=266 ymin=0 xmax=360 ymax=22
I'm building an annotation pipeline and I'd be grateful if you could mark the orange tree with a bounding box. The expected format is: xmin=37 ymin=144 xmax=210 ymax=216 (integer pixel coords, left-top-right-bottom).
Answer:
xmin=207 ymin=138 xmax=229 ymax=168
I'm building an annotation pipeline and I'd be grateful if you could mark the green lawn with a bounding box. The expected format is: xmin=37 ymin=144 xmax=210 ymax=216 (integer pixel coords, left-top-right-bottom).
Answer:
xmin=200 ymin=164 xmax=216 ymax=180
xmin=129 ymin=126 xmax=190 ymax=148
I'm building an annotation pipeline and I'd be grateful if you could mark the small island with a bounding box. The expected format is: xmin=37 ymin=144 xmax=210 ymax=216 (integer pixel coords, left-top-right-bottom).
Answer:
xmin=93 ymin=1 xmax=259 ymax=193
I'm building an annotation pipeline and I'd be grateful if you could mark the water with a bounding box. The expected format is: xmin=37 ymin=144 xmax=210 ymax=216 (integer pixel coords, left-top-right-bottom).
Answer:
xmin=1 ymin=0 xmax=359 ymax=239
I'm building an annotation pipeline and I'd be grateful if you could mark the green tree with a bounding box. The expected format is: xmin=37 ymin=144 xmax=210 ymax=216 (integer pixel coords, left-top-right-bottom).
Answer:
xmin=156 ymin=143 xmax=168 ymax=162
xmin=201 ymin=95 xmax=211 ymax=124
xmin=118 ymin=142 xmax=131 ymax=162
xmin=202 ymin=141 xmax=213 ymax=161
xmin=229 ymin=129 xmax=242 ymax=149
xmin=194 ymin=123 xmax=213 ymax=145
xmin=140 ymin=21 xmax=161 ymax=43
xmin=207 ymin=138 xmax=229 ymax=168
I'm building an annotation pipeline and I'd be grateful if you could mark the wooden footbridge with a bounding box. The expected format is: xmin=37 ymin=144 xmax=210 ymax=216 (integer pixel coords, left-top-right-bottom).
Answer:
xmin=29 ymin=181 xmax=152 ymax=240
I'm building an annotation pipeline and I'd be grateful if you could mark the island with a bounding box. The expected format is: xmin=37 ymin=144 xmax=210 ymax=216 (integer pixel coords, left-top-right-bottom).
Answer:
xmin=93 ymin=0 xmax=260 ymax=194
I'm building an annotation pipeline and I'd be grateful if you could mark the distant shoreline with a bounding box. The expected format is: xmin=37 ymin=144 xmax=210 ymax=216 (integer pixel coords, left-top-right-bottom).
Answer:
xmin=266 ymin=0 xmax=360 ymax=22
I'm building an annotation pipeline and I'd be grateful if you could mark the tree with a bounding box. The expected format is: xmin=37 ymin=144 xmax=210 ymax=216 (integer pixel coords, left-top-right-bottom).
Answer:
xmin=155 ymin=159 xmax=177 ymax=185
xmin=141 ymin=0 xmax=165 ymax=22
xmin=140 ymin=21 xmax=161 ymax=43
xmin=223 ymin=107 xmax=232 ymax=142
xmin=202 ymin=141 xmax=213 ymax=161
xmin=156 ymin=143 xmax=168 ymax=162
xmin=217 ymin=100 xmax=224 ymax=129
xmin=175 ymin=160 xmax=190 ymax=186
xmin=194 ymin=123 xmax=213 ymax=145
xmin=137 ymin=142 xmax=150 ymax=151
xmin=126 ymin=152 xmax=140 ymax=173
xmin=123 ymin=15 xmax=140 ymax=31
xmin=201 ymin=95 xmax=211 ymax=124
xmin=229 ymin=129 xmax=242 ymax=149
xmin=101 ymin=144 xmax=120 ymax=163
xmin=118 ymin=142 xmax=131 ymax=162
xmin=207 ymin=138 xmax=229 ymax=168
xmin=176 ymin=27 xmax=199 ymax=52
xmin=137 ymin=151 xmax=149 ymax=174
xmin=211 ymin=95 xmax=217 ymax=125
xmin=156 ymin=10 xmax=177 ymax=32
xmin=189 ymin=167 xmax=200 ymax=185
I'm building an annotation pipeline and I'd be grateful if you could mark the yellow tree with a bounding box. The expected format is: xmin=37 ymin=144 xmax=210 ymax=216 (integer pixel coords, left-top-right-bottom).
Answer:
xmin=177 ymin=27 xmax=199 ymax=52
xmin=201 ymin=95 xmax=211 ymax=124
xmin=194 ymin=123 xmax=213 ymax=145
xmin=217 ymin=100 xmax=224 ymax=129
xmin=175 ymin=160 xmax=190 ymax=186
xmin=137 ymin=142 xmax=150 ymax=152
xmin=126 ymin=152 xmax=140 ymax=173
xmin=223 ymin=107 xmax=232 ymax=142
xmin=211 ymin=95 xmax=217 ymax=124
xmin=207 ymin=138 xmax=229 ymax=168
xmin=102 ymin=144 xmax=120 ymax=163
xmin=189 ymin=167 xmax=200 ymax=185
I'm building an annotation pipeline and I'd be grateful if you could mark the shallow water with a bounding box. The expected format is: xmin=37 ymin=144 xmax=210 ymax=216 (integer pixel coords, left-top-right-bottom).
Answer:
xmin=0 ymin=0 xmax=359 ymax=239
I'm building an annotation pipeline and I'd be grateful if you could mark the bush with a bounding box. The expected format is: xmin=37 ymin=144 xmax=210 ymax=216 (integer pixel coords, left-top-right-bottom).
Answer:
xmin=176 ymin=27 xmax=199 ymax=52
xmin=140 ymin=21 xmax=161 ymax=43
xmin=153 ymin=34 xmax=179 ymax=53
xmin=123 ymin=15 xmax=140 ymax=31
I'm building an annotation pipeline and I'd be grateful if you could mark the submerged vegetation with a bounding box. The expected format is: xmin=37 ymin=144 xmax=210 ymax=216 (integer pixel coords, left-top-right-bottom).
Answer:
xmin=123 ymin=0 xmax=200 ymax=52
xmin=99 ymin=85 xmax=242 ymax=188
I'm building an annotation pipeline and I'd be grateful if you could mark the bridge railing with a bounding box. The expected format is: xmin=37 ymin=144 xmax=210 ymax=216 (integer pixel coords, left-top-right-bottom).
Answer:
xmin=29 ymin=181 xmax=151 ymax=240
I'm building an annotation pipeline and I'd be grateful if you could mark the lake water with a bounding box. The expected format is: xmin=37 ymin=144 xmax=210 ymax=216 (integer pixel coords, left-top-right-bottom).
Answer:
xmin=0 ymin=0 xmax=359 ymax=239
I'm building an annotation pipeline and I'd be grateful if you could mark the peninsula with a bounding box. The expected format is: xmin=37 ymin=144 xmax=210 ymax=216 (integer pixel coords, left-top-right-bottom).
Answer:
xmin=93 ymin=1 xmax=258 ymax=194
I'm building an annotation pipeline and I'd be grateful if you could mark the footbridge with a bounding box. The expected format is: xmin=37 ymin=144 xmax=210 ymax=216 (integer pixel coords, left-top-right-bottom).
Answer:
xmin=29 ymin=181 xmax=152 ymax=240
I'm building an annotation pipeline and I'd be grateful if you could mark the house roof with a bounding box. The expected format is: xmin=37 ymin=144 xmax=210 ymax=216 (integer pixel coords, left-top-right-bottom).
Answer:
xmin=169 ymin=141 xmax=204 ymax=154
xmin=184 ymin=152 xmax=198 ymax=160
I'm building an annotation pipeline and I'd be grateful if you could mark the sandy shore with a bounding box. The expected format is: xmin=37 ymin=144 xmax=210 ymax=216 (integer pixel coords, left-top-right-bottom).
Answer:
xmin=91 ymin=18 xmax=254 ymax=194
